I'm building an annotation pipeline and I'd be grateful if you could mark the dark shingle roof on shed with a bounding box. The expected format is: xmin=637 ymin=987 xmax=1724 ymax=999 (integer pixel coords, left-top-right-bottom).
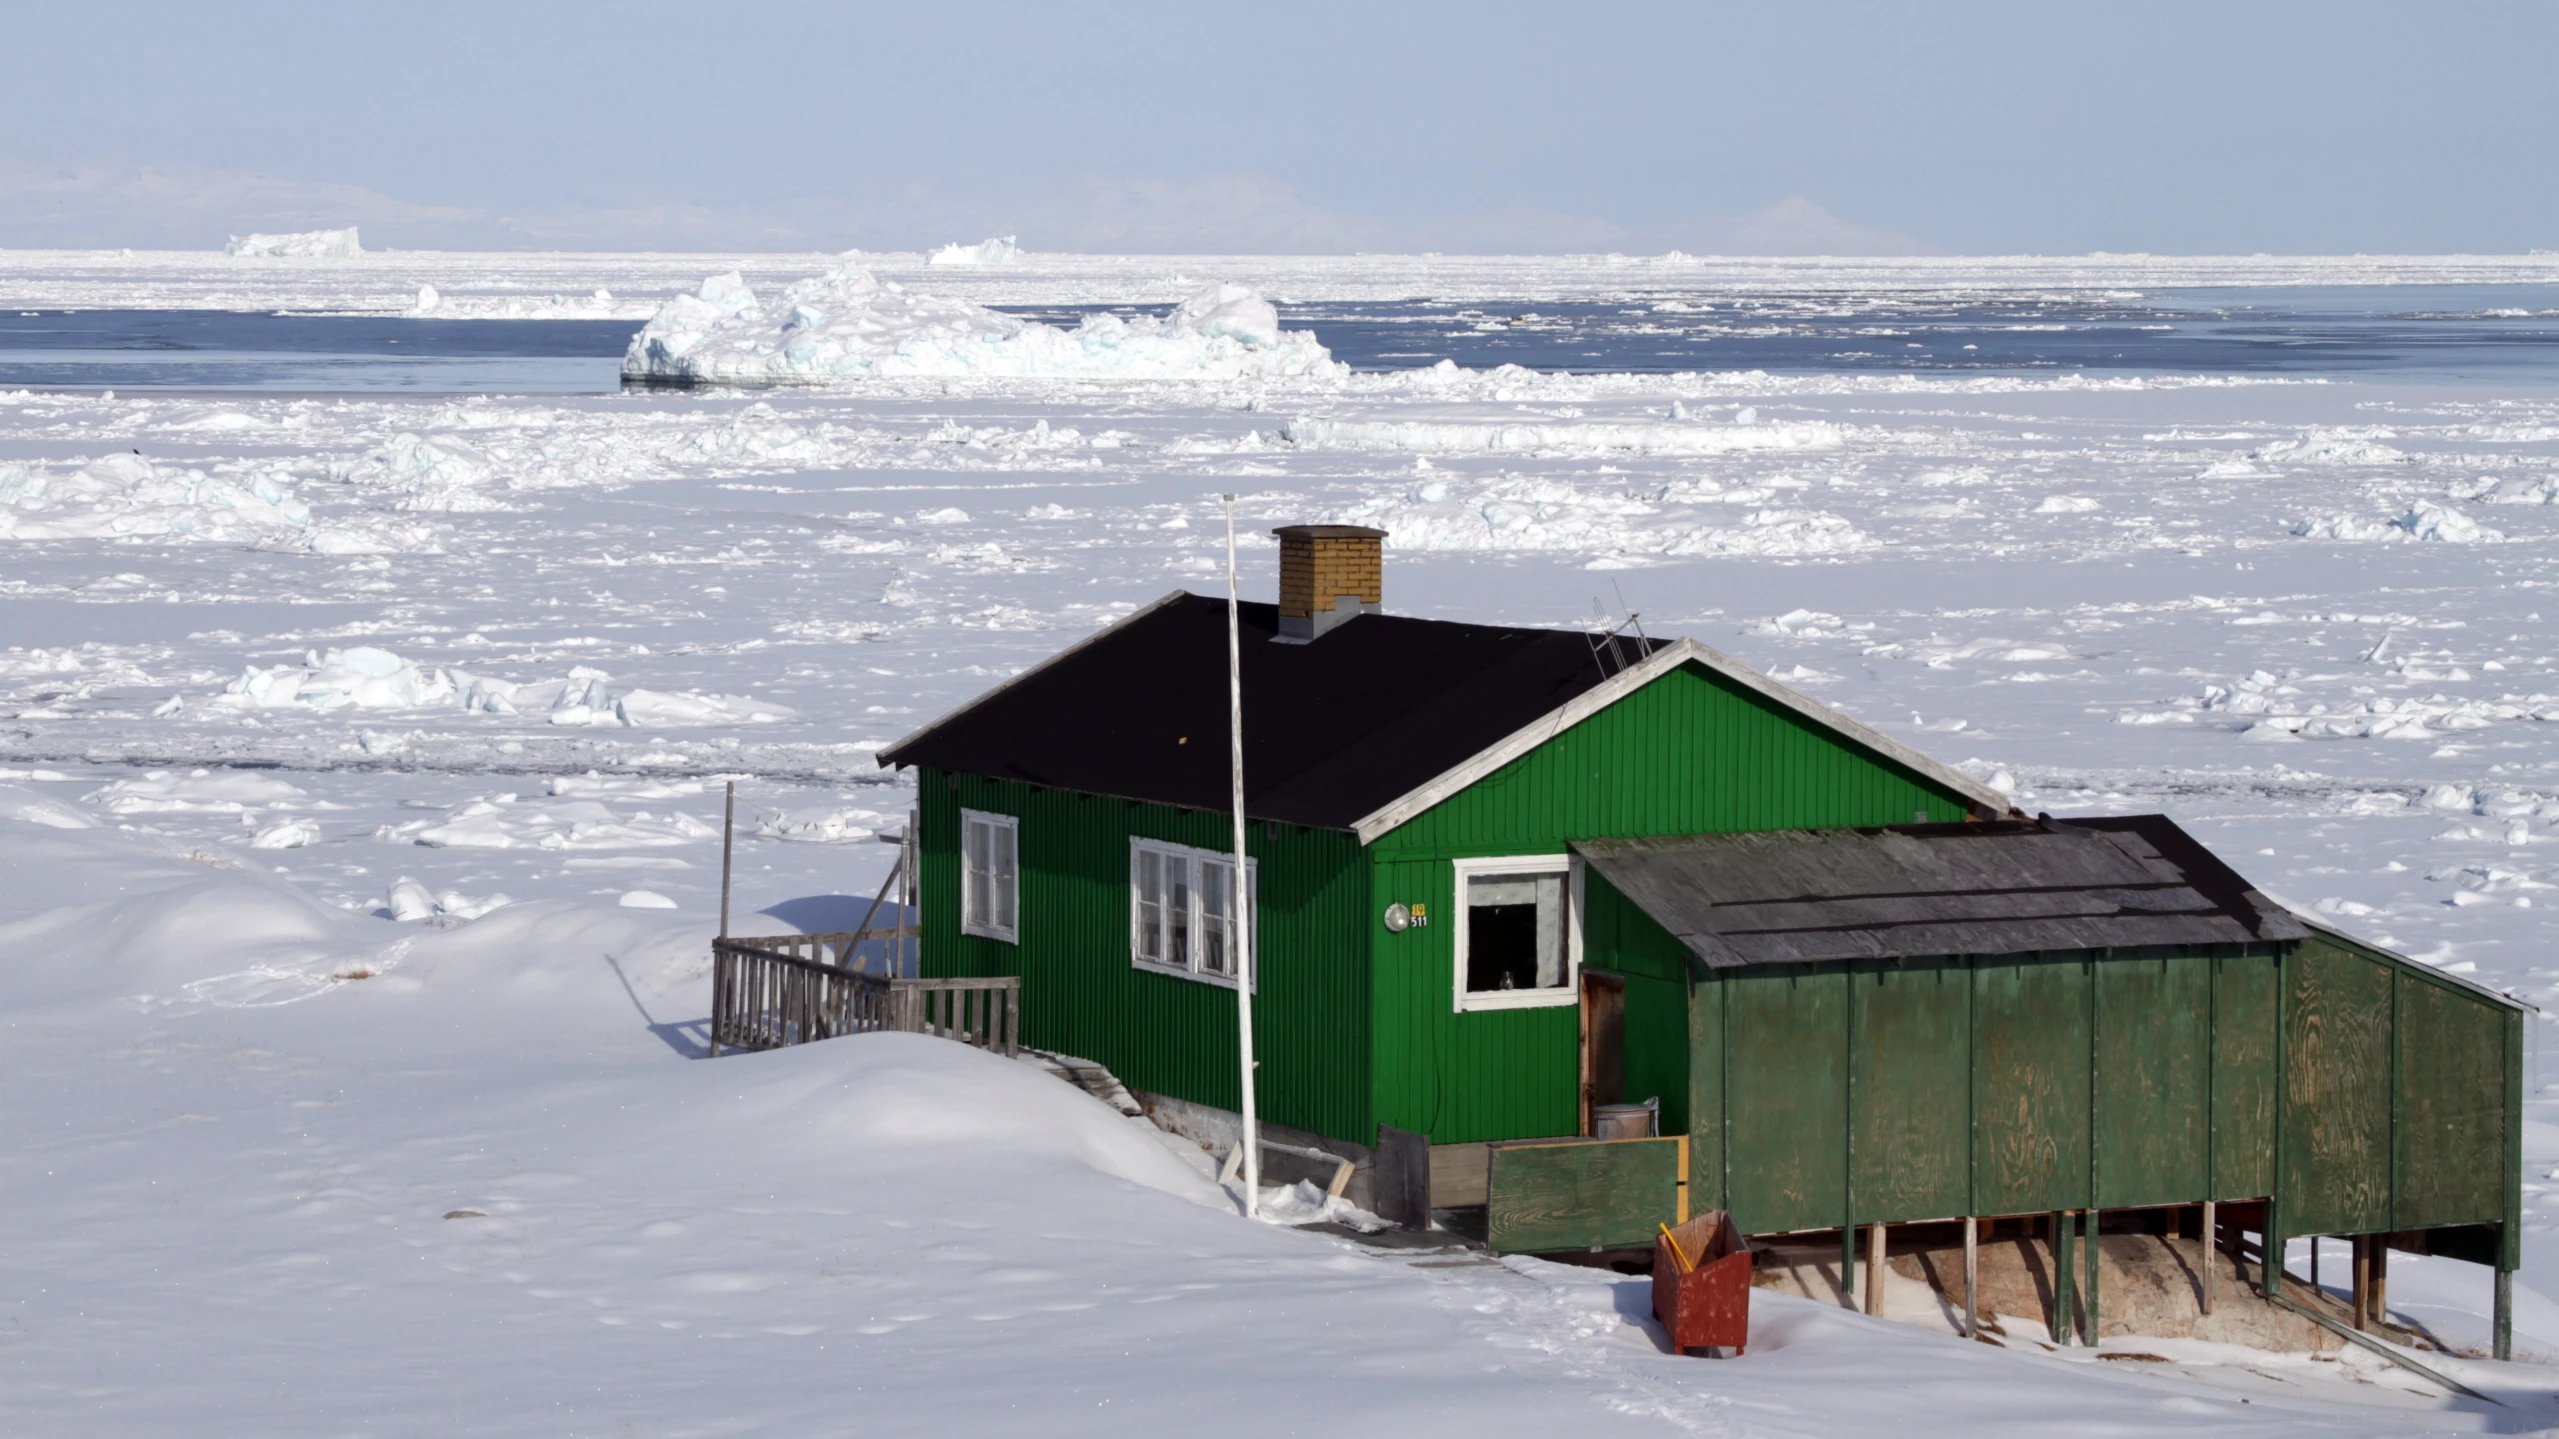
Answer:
xmin=1574 ymin=815 xmax=2308 ymax=968
xmin=877 ymin=592 xmax=1669 ymax=830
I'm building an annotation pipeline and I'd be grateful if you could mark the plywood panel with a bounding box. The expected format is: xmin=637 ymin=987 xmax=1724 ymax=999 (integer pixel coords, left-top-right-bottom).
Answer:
xmin=1487 ymin=1137 xmax=1685 ymax=1254
xmin=1972 ymin=955 xmax=2090 ymax=1216
xmin=2096 ymin=950 xmax=2210 ymax=1208
xmin=2395 ymin=972 xmax=2507 ymax=1228
xmin=1851 ymin=958 xmax=1970 ymax=1223
xmin=1688 ymin=972 xmax=1725 ymax=1214
xmin=1725 ymin=966 xmax=1848 ymax=1234
xmin=2212 ymin=950 xmax=2278 ymax=1200
xmin=2281 ymin=939 xmax=2394 ymax=1235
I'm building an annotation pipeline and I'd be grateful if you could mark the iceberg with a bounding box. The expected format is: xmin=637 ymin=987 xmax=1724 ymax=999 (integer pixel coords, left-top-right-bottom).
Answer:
xmin=225 ymin=227 xmax=363 ymax=259
xmin=621 ymin=268 xmax=1339 ymax=386
xmin=926 ymin=235 xmax=1020 ymax=266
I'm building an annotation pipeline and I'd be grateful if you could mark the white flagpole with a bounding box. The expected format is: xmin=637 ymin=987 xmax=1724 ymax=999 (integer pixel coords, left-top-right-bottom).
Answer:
xmin=1224 ymin=495 xmax=1260 ymax=1219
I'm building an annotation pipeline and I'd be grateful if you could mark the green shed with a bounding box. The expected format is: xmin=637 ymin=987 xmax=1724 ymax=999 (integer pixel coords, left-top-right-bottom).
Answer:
xmin=877 ymin=527 xmax=2527 ymax=1353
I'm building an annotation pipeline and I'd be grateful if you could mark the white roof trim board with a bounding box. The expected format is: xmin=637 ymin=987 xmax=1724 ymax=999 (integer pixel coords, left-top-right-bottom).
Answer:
xmin=1350 ymin=636 xmax=2019 ymax=845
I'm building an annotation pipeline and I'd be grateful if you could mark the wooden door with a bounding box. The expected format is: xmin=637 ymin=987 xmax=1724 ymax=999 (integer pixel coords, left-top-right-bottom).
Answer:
xmin=1580 ymin=971 xmax=1626 ymax=1135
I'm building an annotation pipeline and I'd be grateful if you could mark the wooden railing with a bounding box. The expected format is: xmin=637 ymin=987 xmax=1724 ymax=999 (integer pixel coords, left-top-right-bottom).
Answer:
xmin=709 ymin=930 xmax=1019 ymax=1059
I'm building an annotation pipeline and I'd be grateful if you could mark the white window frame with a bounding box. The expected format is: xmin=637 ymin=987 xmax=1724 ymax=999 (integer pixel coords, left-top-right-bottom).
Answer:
xmin=1450 ymin=853 xmax=1580 ymax=1013
xmin=1129 ymin=837 xmax=1259 ymax=990
xmin=960 ymin=808 xmax=1019 ymax=944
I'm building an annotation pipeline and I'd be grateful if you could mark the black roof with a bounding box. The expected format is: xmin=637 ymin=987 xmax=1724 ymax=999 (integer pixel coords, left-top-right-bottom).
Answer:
xmin=878 ymin=592 xmax=1664 ymax=829
xmin=1574 ymin=814 xmax=2308 ymax=969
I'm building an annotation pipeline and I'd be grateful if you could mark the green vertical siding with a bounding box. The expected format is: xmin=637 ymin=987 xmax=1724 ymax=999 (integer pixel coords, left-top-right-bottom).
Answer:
xmin=916 ymin=767 xmax=1372 ymax=1144
xmin=1367 ymin=662 xmax=1974 ymax=1145
xmin=1851 ymin=958 xmax=1972 ymax=1223
xmin=2282 ymin=936 xmax=2395 ymax=1235
xmin=1580 ymin=871 xmax=1693 ymax=1135
xmin=1653 ymin=932 xmax=2517 ymax=1242
xmin=2395 ymin=969 xmax=2508 ymax=1228
xmin=2095 ymin=950 xmax=2211 ymax=1209
xmin=1724 ymin=965 xmax=1850 ymax=1234
xmin=1973 ymin=955 xmax=2093 ymax=1216
xmin=2212 ymin=951 xmax=2280 ymax=1199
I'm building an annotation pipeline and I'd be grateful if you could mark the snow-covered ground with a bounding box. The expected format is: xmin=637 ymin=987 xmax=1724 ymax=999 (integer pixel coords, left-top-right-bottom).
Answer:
xmin=6 ymin=252 xmax=2559 ymax=1433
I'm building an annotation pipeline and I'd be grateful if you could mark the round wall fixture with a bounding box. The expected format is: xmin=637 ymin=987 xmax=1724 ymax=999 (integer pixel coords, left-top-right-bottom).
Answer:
xmin=1382 ymin=902 xmax=1412 ymax=933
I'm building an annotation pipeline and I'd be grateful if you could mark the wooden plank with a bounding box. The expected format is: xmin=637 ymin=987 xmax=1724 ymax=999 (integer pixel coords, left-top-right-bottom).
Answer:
xmin=1724 ymin=964 xmax=1848 ymax=1235
xmin=1850 ymin=957 xmax=1969 ymax=1223
xmin=2283 ymin=938 xmax=2393 ymax=1234
xmin=1429 ymin=1142 xmax=1491 ymax=1208
xmin=1972 ymin=956 xmax=2090 ymax=1216
xmin=1486 ymin=1136 xmax=1685 ymax=1254
xmin=2095 ymin=951 xmax=2211 ymax=1208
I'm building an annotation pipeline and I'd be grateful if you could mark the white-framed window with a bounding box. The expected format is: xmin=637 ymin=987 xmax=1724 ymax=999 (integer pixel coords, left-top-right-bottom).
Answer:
xmin=1131 ymin=837 xmax=1258 ymax=987
xmin=961 ymin=809 xmax=1019 ymax=943
xmin=1451 ymin=854 xmax=1579 ymax=1012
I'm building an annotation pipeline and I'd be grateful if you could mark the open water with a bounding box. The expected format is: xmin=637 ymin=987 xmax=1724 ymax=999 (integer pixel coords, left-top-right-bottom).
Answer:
xmin=1 ymin=284 xmax=2554 ymax=393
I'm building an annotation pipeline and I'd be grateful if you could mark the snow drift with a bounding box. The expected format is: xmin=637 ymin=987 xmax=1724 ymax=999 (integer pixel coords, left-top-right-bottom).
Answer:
xmin=621 ymin=268 xmax=1339 ymax=385
xmin=225 ymin=227 xmax=363 ymax=259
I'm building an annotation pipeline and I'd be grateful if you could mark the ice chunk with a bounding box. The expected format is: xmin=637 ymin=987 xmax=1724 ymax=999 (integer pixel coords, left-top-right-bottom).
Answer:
xmin=623 ymin=268 xmax=1337 ymax=385
xmin=925 ymin=236 xmax=1020 ymax=266
xmin=0 ymin=453 xmax=316 ymax=545
xmin=225 ymin=227 xmax=363 ymax=258
xmin=620 ymin=890 xmax=679 ymax=909
xmin=250 ymin=819 xmax=324 ymax=849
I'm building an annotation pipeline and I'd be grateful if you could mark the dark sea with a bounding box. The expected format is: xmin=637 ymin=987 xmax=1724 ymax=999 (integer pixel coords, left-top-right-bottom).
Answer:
xmin=2 ymin=285 xmax=2555 ymax=394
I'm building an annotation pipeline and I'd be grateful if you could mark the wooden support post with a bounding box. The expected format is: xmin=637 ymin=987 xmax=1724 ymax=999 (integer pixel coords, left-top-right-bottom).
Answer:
xmin=1962 ymin=1216 xmax=1978 ymax=1340
xmin=2310 ymin=1233 xmax=2320 ymax=1297
xmin=2496 ymin=1266 xmax=2514 ymax=1361
xmin=2371 ymin=1238 xmax=2388 ymax=1329
xmin=2352 ymin=1235 xmax=2371 ymax=1330
xmin=2200 ymin=1200 xmax=2215 ymax=1316
xmin=2052 ymin=1211 xmax=2075 ymax=1346
xmin=2083 ymin=1209 xmax=2101 ymax=1345
xmin=1866 ymin=1222 xmax=1885 ymax=1317
xmin=1841 ymin=1226 xmax=1856 ymax=1305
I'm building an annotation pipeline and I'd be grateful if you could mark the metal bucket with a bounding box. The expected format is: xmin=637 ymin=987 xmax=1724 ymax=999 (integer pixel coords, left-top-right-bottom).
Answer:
xmin=1593 ymin=1098 xmax=1658 ymax=1140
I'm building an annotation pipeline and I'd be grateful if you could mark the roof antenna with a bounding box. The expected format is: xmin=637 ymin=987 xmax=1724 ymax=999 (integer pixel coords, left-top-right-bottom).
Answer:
xmin=1585 ymin=588 xmax=1646 ymax=679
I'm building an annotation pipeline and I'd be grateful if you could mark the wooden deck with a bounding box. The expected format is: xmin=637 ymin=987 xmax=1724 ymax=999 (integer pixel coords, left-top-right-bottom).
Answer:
xmin=710 ymin=930 xmax=1020 ymax=1059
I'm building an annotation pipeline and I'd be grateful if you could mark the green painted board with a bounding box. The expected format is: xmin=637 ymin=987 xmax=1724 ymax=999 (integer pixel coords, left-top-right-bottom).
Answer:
xmin=1725 ymin=966 xmax=1848 ymax=1234
xmin=1687 ymin=972 xmax=1725 ymax=1214
xmin=2096 ymin=951 xmax=2211 ymax=1209
xmin=1972 ymin=955 xmax=2091 ymax=1216
xmin=2282 ymin=938 xmax=2394 ymax=1235
xmin=2213 ymin=951 xmax=2278 ymax=1200
xmin=2396 ymin=971 xmax=2507 ymax=1228
xmin=1486 ymin=1137 xmax=1685 ymax=1254
xmin=1851 ymin=958 xmax=1971 ymax=1223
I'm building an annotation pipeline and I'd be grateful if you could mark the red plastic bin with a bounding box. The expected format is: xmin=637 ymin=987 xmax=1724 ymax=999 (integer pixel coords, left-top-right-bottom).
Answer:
xmin=1653 ymin=1210 xmax=1752 ymax=1356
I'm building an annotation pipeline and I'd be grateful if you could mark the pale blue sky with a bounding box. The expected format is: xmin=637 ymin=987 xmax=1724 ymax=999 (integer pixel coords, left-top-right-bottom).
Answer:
xmin=4 ymin=0 xmax=2552 ymax=253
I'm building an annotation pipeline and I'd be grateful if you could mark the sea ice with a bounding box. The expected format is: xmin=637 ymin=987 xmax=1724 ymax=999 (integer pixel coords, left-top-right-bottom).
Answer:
xmin=1282 ymin=414 xmax=1845 ymax=456
xmin=621 ymin=268 xmax=1339 ymax=385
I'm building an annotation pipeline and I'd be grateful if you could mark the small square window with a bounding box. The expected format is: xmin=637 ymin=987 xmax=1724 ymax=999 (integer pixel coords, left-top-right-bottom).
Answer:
xmin=1452 ymin=855 xmax=1577 ymax=1011
xmin=960 ymin=809 xmax=1018 ymax=943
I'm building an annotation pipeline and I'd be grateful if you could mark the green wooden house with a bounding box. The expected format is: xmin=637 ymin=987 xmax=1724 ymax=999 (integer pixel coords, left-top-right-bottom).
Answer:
xmin=878 ymin=526 xmax=2526 ymax=1351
